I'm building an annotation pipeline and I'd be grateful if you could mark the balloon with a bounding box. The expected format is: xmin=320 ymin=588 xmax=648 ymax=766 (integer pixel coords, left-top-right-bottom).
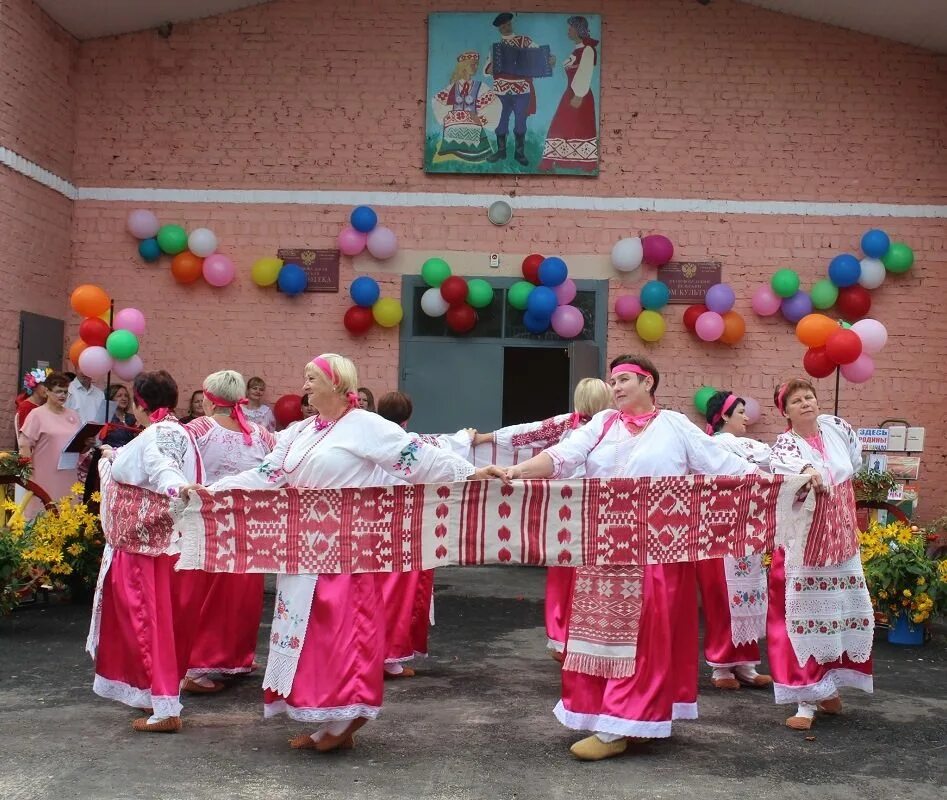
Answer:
xmin=825 ymin=329 xmax=863 ymax=365
xmin=538 ymin=257 xmax=568 ymax=287
xmin=68 ymin=339 xmax=88 ymax=367
xmin=350 ymin=206 xmax=378 ymax=233
xmin=771 ymin=269 xmax=800 ymax=298
xmin=526 ymin=286 xmax=558 ymax=317
xmin=640 ymin=280 xmax=670 ymax=310
xmin=857 ymin=257 xmax=886 ymax=290
xmin=553 ymin=277 xmax=577 ymax=306
xmin=743 ymin=396 xmax=761 ymax=425
xmin=105 ymin=329 xmax=139 ymax=360
xmin=780 ymin=291 xmax=813 ymax=323
xmin=615 ymin=295 xmax=642 ymax=322
xmin=77 ymin=346 xmax=113 ymax=380
xmin=522 ymin=253 xmax=544 ymax=284
xmin=171 ymin=251 xmax=204 ymax=283
xmin=343 ymin=305 xmax=374 ymax=335
xmin=274 ymin=394 xmax=304 ymax=428
xmin=366 ymin=226 xmax=398 ymax=259
xmin=860 ymin=229 xmax=890 ymax=259
xmin=202 ymin=254 xmax=236 ymax=287
xmin=635 ymin=310 xmax=665 ymax=342
xmin=138 ymin=238 xmax=161 ymax=262
xmin=882 ymin=242 xmax=914 ymax=273
xmin=611 ymin=237 xmax=643 ymax=272
xmin=79 ymin=317 xmax=111 ymax=347
xmin=795 ymin=314 xmax=838 ymax=348
xmin=704 ymin=283 xmax=735 ymax=314
xmin=187 ymin=228 xmax=218 ymax=258
xmin=421 ymin=257 xmax=452 ymax=288
xmin=251 ymin=257 xmax=283 ymax=287
xmin=156 ymin=224 xmax=188 ymax=255
xmin=349 ymin=276 xmax=381 ymax=308
xmin=803 ymin=346 xmax=836 ymax=379
xmin=523 ymin=310 xmax=550 ymax=335
xmin=751 ymin=285 xmax=782 ymax=316
xmin=440 ymin=276 xmax=469 ymax=307
xmin=112 ymin=308 xmax=146 ymax=336
xmin=112 ymin=355 xmax=143 ymax=381
xmin=551 ymin=305 xmax=585 ymax=338
xmin=835 ymin=285 xmax=871 ymax=320
xmin=466 ymin=278 xmax=494 ymax=309
xmin=850 ymin=318 xmax=888 ymax=354
xmin=277 ymin=263 xmax=308 ymax=295
xmin=507 ymin=280 xmax=534 ymax=311
xmin=421 ymin=287 xmax=450 ymax=317
xmin=840 ymin=353 xmax=875 ymax=383
xmin=683 ymin=303 xmax=708 ymax=331
xmin=338 ymin=226 xmax=368 ymax=257
xmin=810 ymin=279 xmax=838 ymax=310
xmin=719 ymin=311 xmax=746 ymax=345
xmin=828 ymin=254 xmax=861 ymax=287
xmin=70 ymin=285 xmax=111 ymax=318
xmin=372 ymin=298 xmax=403 ymax=328
xmin=446 ymin=304 xmax=478 ymax=333
xmin=641 ymin=234 xmax=674 ymax=267
xmin=694 ymin=386 xmax=716 ymax=414
xmin=126 ymin=209 xmax=160 ymax=239
xmin=695 ymin=311 xmax=724 ymax=342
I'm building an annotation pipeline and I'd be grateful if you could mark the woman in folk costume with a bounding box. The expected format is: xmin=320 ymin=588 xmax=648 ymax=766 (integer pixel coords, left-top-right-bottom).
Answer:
xmin=182 ymin=370 xmax=276 ymax=690
xmin=90 ymin=370 xmax=205 ymax=733
xmin=204 ymin=355 xmax=502 ymax=752
xmin=698 ymin=391 xmax=773 ymax=690
xmin=497 ymin=356 xmax=759 ymax=761
xmin=473 ymin=378 xmax=613 ymax=660
xmin=768 ymin=378 xmax=872 ymax=730
xmin=431 ymin=51 xmax=502 ymax=163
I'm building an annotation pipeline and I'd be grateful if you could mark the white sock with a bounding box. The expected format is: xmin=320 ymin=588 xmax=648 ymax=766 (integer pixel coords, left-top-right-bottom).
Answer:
xmin=795 ymin=702 xmax=817 ymax=719
xmin=384 ymin=663 xmax=404 ymax=675
xmin=712 ymin=668 xmax=735 ymax=680
xmin=734 ymin=665 xmax=760 ymax=679
xmin=187 ymin=675 xmax=216 ymax=688
xmin=146 ymin=714 xmax=170 ymax=725
xmin=595 ymin=732 xmax=624 ymax=743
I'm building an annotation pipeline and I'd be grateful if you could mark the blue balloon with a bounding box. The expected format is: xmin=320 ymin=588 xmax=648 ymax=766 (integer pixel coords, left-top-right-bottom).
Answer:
xmin=860 ymin=229 xmax=890 ymax=259
xmin=640 ymin=280 xmax=670 ymax=310
xmin=349 ymin=276 xmax=380 ymax=308
xmin=138 ymin=238 xmax=161 ymax=262
xmin=526 ymin=286 xmax=558 ymax=317
xmin=277 ymin=263 xmax=308 ymax=295
xmin=828 ymin=254 xmax=861 ymax=288
xmin=538 ymin=256 xmax=568 ymax=287
xmin=523 ymin=310 xmax=551 ymax=334
xmin=350 ymin=206 xmax=378 ymax=233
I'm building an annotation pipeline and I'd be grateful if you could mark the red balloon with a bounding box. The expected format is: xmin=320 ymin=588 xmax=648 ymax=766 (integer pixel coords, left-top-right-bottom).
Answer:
xmin=343 ymin=305 xmax=373 ymax=335
xmin=522 ymin=253 xmax=544 ymax=285
xmin=835 ymin=286 xmax=871 ymax=321
xmin=273 ymin=394 xmax=303 ymax=428
xmin=79 ymin=317 xmax=111 ymax=346
xmin=440 ymin=276 xmax=469 ymax=307
xmin=803 ymin=346 xmax=836 ymax=378
xmin=825 ymin=329 xmax=863 ymax=365
xmin=683 ymin=304 xmax=708 ymax=333
xmin=446 ymin=304 xmax=477 ymax=333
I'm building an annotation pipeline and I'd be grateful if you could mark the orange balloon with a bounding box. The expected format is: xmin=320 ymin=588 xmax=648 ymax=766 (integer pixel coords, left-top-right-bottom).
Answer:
xmin=171 ymin=251 xmax=204 ymax=284
xmin=719 ymin=311 xmax=746 ymax=345
xmin=70 ymin=284 xmax=111 ymax=318
xmin=68 ymin=339 xmax=88 ymax=366
xmin=795 ymin=313 xmax=838 ymax=348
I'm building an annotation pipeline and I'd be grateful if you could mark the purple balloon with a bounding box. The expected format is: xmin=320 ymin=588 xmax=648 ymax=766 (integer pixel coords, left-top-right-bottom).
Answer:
xmin=705 ymin=283 xmax=736 ymax=314
xmin=553 ymin=277 xmax=577 ymax=306
xmin=780 ymin=291 xmax=813 ymax=323
xmin=615 ymin=295 xmax=642 ymax=321
xmin=743 ymin=396 xmax=761 ymax=424
xmin=551 ymin=305 xmax=585 ymax=338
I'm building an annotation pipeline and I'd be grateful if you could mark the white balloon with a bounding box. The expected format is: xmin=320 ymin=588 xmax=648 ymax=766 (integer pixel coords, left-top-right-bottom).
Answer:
xmin=188 ymin=227 xmax=218 ymax=258
xmin=420 ymin=287 xmax=450 ymax=317
xmin=611 ymin=237 xmax=643 ymax=272
xmin=858 ymin=257 xmax=886 ymax=290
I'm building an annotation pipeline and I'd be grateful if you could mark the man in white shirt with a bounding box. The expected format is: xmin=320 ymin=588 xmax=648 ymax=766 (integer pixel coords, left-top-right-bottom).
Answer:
xmin=66 ymin=371 xmax=107 ymax=424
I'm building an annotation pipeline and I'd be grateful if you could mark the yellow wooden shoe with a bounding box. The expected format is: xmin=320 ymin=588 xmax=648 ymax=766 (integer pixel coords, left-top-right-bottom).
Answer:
xmin=569 ymin=735 xmax=628 ymax=761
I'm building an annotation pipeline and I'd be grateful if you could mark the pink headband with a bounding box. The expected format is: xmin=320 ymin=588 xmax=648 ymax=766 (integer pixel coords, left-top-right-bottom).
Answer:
xmin=610 ymin=364 xmax=653 ymax=381
xmin=310 ymin=356 xmax=359 ymax=409
xmin=776 ymin=383 xmax=789 ymax=414
xmin=706 ymin=393 xmax=739 ymax=435
xmin=134 ymin=391 xmax=171 ymax=424
xmin=204 ymin=389 xmax=252 ymax=445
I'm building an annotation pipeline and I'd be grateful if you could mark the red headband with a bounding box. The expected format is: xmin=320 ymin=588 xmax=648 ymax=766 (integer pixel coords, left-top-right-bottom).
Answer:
xmin=706 ymin=393 xmax=739 ymax=435
xmin=134 ymin=391 xmax=171 ymax=424
xmin=310 ymin=356 xmax=359 ymax=409
xmin=204 ymin=389 xmax=252 ymax=445
xmin=610 ymin=364 xmax=653 ymax=381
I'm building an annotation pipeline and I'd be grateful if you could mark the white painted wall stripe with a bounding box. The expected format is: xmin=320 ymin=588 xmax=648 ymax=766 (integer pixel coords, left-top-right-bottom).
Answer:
xmin=4 ymin=146 xmax=947 ymax=219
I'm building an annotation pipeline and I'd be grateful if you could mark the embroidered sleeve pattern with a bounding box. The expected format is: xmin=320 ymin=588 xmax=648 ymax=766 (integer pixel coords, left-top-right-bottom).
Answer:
xmin=510 ymin=416 xmax=570 ymax=449
xmin=394 ymin=439 xmax=423 ymax=475
xmin=256 ymin=459 xmax=285 ymax=484
xmin=155 ymin=427 xmax=188 ymax=470
xmin=418 ymin=434 xmax=443 ymax=448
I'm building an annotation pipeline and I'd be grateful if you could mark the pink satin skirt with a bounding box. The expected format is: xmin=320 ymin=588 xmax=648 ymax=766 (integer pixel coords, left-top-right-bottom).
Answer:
xmin=377 ymin=571 xmax=425 ymax=664
xmin=544 ymin=566 xmax=576 ymax=652
xmin=264 ymin=573 xmax=384 ymax=723
xmin=767 ymin=548 xmax=873 ymax=704
xmin=411 ymin=569 xmax=435 ymax=658
xmin=188 ymin=574 xmax=264 ymax=674
xmin=696 ymin=558 xmax=761 ymax=668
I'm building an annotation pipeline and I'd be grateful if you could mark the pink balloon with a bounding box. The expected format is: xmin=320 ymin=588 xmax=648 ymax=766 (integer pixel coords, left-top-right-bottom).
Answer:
xmin=551 ymin=305 xmax=585 ymax=338
xmin=641 ymin=234 xmax=674 ymax=267
xmin=751 ymin=285 xmax=782 ymax=317
xmin=695 ymin=311 xmax=725 ymax=341
xmin=112 ymin=355 xmax=143 ymax=381
xmin=126 ymin=209 xmax=160 ymax=239
xmin=840 ymin=353 xmax=875 ymax=383
xmin=113 ymin=307 xmax=146 ymax=336
xmin=77 ymin=346 xmax=113 ymax=379
xmin=553 ymin=278 xmax=577 ymax=306
xmin=366 ymin=226 xmax=398 ymax=259
xmin=850 ymin=318 xmax=887 ymax=354
xmin=615 ymin=295 xmax=642 ymax=321
xmin=742 ymin=396 xmax=761 ymax=425
xmin=338 ymin=226 xmax=367 ymax=256
xmin=202 ymin=253 xmax=236 ymax=287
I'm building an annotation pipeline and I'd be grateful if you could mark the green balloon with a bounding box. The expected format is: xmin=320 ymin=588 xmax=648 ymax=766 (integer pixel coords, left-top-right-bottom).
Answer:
xmin=106 ymin=329 xmax=139 ymax=360
xmin=156 ymin=224 xmax=188 ymax=255
xmin=694 ymin=386 xmax=717 ymax=415
xmin=810 ymin=279 xmax=838 ymax=310
xmin=771 ymin=269 xmax=800 ymax=298
xmin=421 ymin=258 xmax=451 ymax=288
xmin=466 ymin=278 xmax=494 ymax=309
xmin=507 ymin=280 xmax=534 ymax=311
xmin=882 ymin=242 xmax=914 ymax=274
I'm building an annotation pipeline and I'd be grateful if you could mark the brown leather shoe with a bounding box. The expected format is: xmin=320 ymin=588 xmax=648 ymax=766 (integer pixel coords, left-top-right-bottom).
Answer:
xmin=818 ymin=696 xmax=842 ymax=715
xmin=736 ymin=672 xmax=773 ymax=688
xmin=316 ymin=718 xmax=367 ymax=752
xmin=289 ymin=733 xmax=354 ymax=751
xmin=711 ymin=676 xmax=741 ymax=690
xmin=383 ymin=666 xmax=416 ymax=680
xmin=132 ymin=716 xmax=182 ymax=733
xmin=785 ymin=715 xmax=813 ymax=731
xmin=550 ymin=650 xmax=566 ymax=664
xmin=183 ymin=677 xmax=225 ymax=694
xmin=569 ymin=735 xmax=628 ymax=761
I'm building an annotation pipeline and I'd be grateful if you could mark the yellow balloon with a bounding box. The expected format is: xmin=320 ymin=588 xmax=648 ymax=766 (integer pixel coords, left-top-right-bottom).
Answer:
xmin=99 ymin=311 xmax=112 ymax=324
xmin=372 ymin=297 xmax=403 ymax=328
xmin=635 ymin=309 xmax=665 ymax=342
xmin=251 ymin=257 xmax=284 ymax=287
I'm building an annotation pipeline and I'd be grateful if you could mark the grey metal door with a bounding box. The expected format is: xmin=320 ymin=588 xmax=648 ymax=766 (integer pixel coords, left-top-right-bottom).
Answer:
xmin=568 ymin=340 xmax=601 ymax=397
xmin=19 ymin=312 xmax=64 ymax=383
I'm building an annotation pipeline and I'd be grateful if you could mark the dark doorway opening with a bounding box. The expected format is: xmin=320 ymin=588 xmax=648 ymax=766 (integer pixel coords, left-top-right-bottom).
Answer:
xmin=502 ymin=347 xmax=570 ymax=426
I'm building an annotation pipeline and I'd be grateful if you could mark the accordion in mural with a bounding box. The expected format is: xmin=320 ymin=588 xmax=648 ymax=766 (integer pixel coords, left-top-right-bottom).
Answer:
xmin=490 ymin=42 xmax=552 ymax=78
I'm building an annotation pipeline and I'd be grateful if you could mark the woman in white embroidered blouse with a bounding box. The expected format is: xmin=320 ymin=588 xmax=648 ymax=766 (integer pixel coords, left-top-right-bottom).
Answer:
xmin=767 ymin=377 xmax=873 ymax=732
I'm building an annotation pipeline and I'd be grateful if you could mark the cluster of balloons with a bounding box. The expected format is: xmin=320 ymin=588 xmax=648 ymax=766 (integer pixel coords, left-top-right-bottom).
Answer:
xmin=337 ymin=206 xmax=398 ymax=260
xmin=796 ymin=314 xmax=888 ymax=384
xmin=249 ymin=257 xmax=310 ymax=295
xmin=504 ymin=254 xmax=585 ymax=337
xmin=417 ymin=257 xmax=492 ymax=334
xmin=693 ymin=385 xmax=762 ymax=423
xmin=682 ymin=283 xmax=746 ymax=345
xmin=127 ymin=210 xmax=236 ymax=288
xmin=613 ymin=280 xmax=670 ymax=343
xmin=68 ymin=285 xmax=146 ymax=380
xmin=611 ymin=234 xmax=674 ymax=273
xmin=343 ymin=276 xmax=404 ymax=335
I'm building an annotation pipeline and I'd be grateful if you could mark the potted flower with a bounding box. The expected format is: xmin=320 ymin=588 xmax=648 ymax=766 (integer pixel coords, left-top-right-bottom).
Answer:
xmin=853 ymin=467 xmax=898 ymax=503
